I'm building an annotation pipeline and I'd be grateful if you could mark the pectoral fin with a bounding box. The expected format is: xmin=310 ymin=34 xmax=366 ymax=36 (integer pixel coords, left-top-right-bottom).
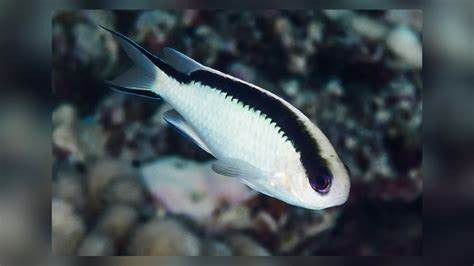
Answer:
xmin=163 ymin=109 xmax=214 ymax=156
xmin=213 ymin=158 xmax=280 ymax=198
xmin=212 ymin=158 xmax=264 ymax=180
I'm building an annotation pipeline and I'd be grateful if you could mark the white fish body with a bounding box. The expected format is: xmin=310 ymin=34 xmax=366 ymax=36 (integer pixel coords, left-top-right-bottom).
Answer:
xmin=162 ymin=78 xmax=302 ymax=201
xmin=101 ymin=26 xmax=350 ymax=210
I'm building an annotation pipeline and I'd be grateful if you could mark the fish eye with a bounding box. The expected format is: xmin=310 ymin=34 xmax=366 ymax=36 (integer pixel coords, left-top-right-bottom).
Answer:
xmin=310 ymin=174 xmax=331 ymax=194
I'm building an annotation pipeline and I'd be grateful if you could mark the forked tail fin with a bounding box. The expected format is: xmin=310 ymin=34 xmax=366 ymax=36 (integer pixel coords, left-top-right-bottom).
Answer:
xmin=99 ymin=26 xmax=207 ymax=99
xmin=99 ymin=25 xmax=169 ymax=99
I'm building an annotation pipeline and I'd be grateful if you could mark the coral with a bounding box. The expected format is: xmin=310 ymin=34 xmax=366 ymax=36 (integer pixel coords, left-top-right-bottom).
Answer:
xmin=128 ymin=218 xmax=201 ymax=255
xmin=52 ymin=199 xmax=85 ymax=255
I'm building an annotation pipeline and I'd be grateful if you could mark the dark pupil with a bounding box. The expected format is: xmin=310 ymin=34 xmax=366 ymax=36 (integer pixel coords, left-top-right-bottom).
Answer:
xmin=310 ymin=175 xmax=331 ymax=194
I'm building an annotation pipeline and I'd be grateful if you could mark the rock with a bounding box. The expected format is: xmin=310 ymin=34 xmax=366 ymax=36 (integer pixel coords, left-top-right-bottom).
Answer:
xmin=278 ymin=210 xmax=339 ymax=253
xmin=278 ymin=230 xmax=301 ymax=254
xmin=211 ymin=205 xmax=253 ymax=232
xmin=324 ymin=79 xmax=344 ymax=97
xmin=367 ymin=152 xmax=395 ymax=181
xmin=140 ymin=156 xmax=255 ymax=224
xmin=52 ymin=124 xmax=84 ymax=162
xmin=386 ymin=26 xmax=422 ymax=69
xmin=273 ymin=17 xmax=293 ymax=49
xmin=182 ymin=10 xmax=202 ymax=27
xmin=78 ymin=10 xmax=116 ymax=29
xmin=71 ymin=22 xmax=118 ymax=77
xmin=86 ymin=159 xmax=137 ymax=212
xmin=201 ymin=239 xmax=233 ymax=256
xmin=304 ymin=210 xmax=339 ymax=236
xmin=323 ymin=10 xmax=354 ymax=21
xmin=103 ymin=178 xmax=145 ymax=208
xmin=306 ymin=20 xmax=323 ymax=44
xmin=134 ymin=10 xmax=177 ymax=48
xmin=128 ymin=218 xmax=201 ymax=255
xmin=193 ymin=25 xmax=221 ymax=66
xmin=77 ymin=233 xmax=115 ymax=256
xmin=52 ymin=104 xmax=104 ymax=162
xmin=253 ymin=211 xmax=278 ymax=235
xmin=95 ymin=205 xmax=138 ymax=241
xmin=225 ymin=234 xmax=270 ymax=256
xmin=52 ymin=198 xmax=85 ymax=255
xmin=281 ymin=79 xmax=300 ymax=97
xmin=288 ymin=53 xmax=308 ymax=75
xmin=349 ymin=15 xmax=388 ymax=41
xmin=52 ymin=104 xmax=77 ymax=128
xmin=96 ymin=95 xmax=126 ymax=129
xmin=78 ymin=122 xmax=106 ymax=159
xmin=54 ymin=172 xmax=85 ymax=210
xmin=385 ymin=10 xmax=422 ymax=32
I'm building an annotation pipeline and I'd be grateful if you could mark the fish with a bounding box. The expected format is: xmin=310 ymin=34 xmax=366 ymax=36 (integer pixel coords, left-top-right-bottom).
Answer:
xmin=100 ymin=26 xmax=350 ymax=210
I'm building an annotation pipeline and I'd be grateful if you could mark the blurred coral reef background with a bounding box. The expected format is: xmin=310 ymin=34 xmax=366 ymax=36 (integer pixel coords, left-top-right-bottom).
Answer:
xmin=0 ymin=0 xmax=472 ymax=262
xmin=51 ymin=10 xmax=422 ymax=256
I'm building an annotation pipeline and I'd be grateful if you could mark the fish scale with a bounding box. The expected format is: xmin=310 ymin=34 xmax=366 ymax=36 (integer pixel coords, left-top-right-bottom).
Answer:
xmin=159 ymin=78 xmax=299 ymax=174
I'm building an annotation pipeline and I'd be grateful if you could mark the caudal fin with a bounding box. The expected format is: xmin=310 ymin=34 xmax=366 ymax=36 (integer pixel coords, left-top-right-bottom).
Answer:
xmin=99 ymin=25 xmax=166 ymax=99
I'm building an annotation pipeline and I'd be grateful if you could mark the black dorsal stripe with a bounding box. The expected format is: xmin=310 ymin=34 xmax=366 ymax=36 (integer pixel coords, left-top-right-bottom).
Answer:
xmin=188 ymin=69 xmax=332 ymax=187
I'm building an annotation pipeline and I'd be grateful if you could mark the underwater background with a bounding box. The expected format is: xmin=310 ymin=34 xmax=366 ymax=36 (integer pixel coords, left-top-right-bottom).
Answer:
xmin=52 ymin=10 xmax=422 ymax=256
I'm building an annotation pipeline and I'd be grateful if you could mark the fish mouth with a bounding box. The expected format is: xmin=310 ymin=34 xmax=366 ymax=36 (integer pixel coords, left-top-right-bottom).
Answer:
xmin=310 ymin=194 xmax=349 ymax=210
xmin=333 ymin=197 xmax=349 ymax=207
xmin=299 ymin=194 xmax=349 ymax=210
xmin=326 ymin=194 xmax=349 ymax=208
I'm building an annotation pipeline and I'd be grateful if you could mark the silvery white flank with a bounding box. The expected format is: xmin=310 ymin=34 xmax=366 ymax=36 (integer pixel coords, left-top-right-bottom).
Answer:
xmin=100 ymin=26 xmax=350 ymax=210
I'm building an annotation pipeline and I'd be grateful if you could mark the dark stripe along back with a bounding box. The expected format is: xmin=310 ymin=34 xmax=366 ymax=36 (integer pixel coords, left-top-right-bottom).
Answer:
xmin=189 ymin=70 xmax=332 ymax=193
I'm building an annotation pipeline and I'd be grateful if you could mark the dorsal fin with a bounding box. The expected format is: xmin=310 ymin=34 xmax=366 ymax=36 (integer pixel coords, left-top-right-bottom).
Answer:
xmin=162 ymin=47 xmax=206 ymax=75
